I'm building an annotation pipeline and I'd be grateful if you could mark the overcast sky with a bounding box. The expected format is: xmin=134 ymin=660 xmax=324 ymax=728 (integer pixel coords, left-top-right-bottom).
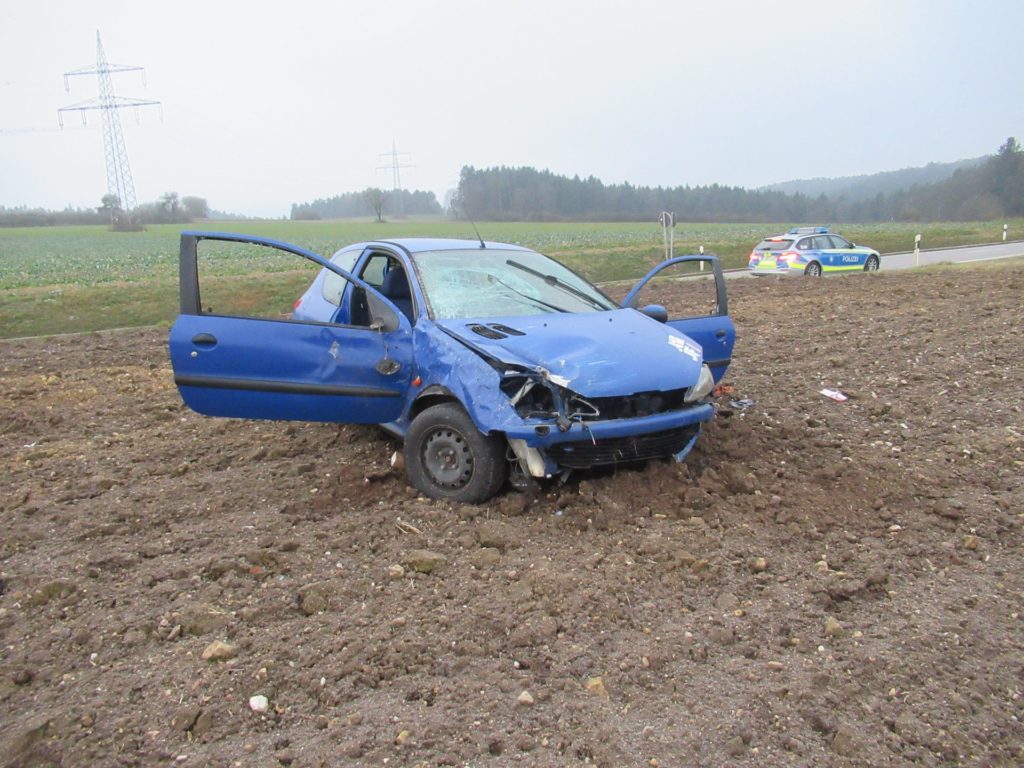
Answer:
xmin=1 ymin=0 xmax=1022 ymax=217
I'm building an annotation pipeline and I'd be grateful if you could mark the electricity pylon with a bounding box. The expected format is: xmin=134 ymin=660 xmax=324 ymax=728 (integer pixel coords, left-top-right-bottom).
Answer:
xmin=59 ymin=31 xmax=160 ymax=227
xmin=376 ymin=141 xmax=414 ymax=217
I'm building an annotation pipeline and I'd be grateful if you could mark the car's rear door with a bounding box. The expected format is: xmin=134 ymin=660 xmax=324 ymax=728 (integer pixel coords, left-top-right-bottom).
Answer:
xmin=168 ymin=232 xmax=413 ymax=424
xmin=621 ymin=255 xmax=736 ymax=382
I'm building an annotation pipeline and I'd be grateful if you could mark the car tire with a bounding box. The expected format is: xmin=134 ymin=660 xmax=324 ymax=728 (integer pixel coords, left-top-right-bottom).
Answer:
xmin=804 ymin=261 xmax=822 ymax=277
xmin=405 ymin=403 xmax=507 ymax=503
xmin=864 ymin=255 xmax=880 ymax=272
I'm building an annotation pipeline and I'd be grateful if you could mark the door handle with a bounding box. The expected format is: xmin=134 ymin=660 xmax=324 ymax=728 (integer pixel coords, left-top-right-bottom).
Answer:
xmin=192 ymin=333 xmax=217 ymax=347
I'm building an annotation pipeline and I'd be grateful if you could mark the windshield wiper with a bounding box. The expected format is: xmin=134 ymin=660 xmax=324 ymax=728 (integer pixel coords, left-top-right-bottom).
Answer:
xmin=505 ymin=259 xmax=609 ymax=311
xmin=487 ymin=274 xmax=570 ymax=313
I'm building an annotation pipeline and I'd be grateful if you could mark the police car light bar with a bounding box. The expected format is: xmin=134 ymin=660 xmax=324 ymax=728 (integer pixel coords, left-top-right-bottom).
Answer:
xmin=788 ymin=226 xmax=829 ymax=234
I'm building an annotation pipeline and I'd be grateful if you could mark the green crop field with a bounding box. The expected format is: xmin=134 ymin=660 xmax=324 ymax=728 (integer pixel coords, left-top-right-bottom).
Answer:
xmin=0 ymin=218 xmax=1019 ymax=339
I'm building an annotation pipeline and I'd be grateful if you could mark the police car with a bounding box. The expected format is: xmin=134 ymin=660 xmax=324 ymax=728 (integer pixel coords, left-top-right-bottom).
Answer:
xmin=748 ymin=227 xmax=881 ymax=276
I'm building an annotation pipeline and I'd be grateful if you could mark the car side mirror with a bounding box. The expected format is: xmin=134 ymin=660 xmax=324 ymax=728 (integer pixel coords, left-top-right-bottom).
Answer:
xmin=366 ymin=292 xmax=400 ymax=332
xmin=640 ymin=304 xmax=668 ymax=323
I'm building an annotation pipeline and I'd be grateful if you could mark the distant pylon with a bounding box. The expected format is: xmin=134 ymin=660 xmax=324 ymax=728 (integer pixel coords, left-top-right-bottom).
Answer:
xmin=377 ymin=141 xmax=414 ymax=217
xmin=59 ymin=31 xmax=160 ymax=225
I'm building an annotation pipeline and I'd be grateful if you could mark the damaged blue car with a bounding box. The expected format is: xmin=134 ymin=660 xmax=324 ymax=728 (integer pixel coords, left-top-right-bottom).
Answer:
xmin=168 ymin=232 xmax=736 ymax=502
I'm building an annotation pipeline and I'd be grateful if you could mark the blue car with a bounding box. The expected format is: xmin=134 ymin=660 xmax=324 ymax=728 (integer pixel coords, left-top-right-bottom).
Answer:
xmin=169 ymin=232 xmax=736 ymax=502
xmin=748 ymin=227 xmax=880 ymax=276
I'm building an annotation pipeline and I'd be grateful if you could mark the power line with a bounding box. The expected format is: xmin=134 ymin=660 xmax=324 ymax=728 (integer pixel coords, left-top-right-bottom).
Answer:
xmin=57 ymin=31 xmax=160 ymax=225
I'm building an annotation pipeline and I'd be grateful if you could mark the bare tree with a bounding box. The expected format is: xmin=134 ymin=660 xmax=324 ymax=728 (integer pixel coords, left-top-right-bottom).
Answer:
xmin=363 ymin=187 xmax=387 ymax=222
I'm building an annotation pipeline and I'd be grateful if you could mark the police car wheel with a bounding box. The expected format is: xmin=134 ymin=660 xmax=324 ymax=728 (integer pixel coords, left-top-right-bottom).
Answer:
xmin=864 ymin=256 xmax=880 ymax=272
xmin=804 ymin=262 xmax=822 ymax=277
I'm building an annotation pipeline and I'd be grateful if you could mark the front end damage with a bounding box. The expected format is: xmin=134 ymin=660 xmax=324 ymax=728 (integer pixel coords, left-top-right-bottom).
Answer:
xmin=498 ymin=364 xmax=716 ymax=480
xmin=412 ymin=310 xmax=723 ymax=484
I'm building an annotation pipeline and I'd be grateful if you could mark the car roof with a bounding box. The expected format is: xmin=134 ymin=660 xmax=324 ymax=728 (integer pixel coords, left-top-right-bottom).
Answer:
xmin=761 ymin=229 xmax=836 ymax=241
xmin=362 ymin=238 xmax=534 ymax=254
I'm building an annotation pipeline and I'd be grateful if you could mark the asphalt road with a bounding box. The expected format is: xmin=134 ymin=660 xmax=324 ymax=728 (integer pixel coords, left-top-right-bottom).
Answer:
xmin=880 ymin=240 xmax=1024 ymax=270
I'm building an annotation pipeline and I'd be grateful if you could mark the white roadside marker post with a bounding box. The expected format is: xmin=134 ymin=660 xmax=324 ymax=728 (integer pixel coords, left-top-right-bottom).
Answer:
xmin=914 ymin=233 xmax=922 ymax=267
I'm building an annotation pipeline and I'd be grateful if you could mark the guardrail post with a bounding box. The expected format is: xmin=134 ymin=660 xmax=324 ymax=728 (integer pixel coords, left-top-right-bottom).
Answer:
xmin=914 ymin=233 xmax=922 ymax=267
xmin=699 ymin=244 xmax=705 ymax=270
xmin=1004 ymin=223 xmax=1009 ymax=242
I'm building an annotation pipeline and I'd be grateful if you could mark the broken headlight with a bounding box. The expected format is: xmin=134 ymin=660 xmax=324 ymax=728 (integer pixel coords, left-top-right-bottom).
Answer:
xmin=683 ymin=364 xmax=715 ymax=404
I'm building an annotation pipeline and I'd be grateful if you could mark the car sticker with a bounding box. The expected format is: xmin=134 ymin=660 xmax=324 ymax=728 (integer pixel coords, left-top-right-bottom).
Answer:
xmin=668 ymin=335 xmax=701 ymax=362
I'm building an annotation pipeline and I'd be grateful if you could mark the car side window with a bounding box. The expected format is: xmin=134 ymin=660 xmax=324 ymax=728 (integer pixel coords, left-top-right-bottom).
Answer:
xmin=360 ymin=254 xmax=390 ymax=289
xmin=796 ymin=238 xmax=812 ymax=250
xmin=829 ymin=235 xmax=852 ymax=248
xmin=349 ymin=253 xmax=412 ymax=328
xmin=321 ymin=248 xmax=362 ymax=306
xmin=194 ymin=239 xmax=324 ymax=321
xmin=811 ymin=236 xmax=831 ymax=250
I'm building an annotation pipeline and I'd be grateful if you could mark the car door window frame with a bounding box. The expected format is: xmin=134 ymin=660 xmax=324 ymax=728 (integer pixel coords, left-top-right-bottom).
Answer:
xmin=621 ymin=254 xmax=729 ymax=319
xmin=180 ymin=232 xmax=408 ymax=334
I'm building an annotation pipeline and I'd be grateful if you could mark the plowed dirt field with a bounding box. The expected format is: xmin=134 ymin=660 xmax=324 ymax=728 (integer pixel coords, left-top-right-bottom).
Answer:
xmin=2 ymin=265 xmax=1022 ymax=767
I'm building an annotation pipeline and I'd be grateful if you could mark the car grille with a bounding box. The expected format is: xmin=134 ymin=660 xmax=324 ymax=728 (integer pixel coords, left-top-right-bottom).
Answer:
xmin=546 ymin=425 xmax=699 ymax=468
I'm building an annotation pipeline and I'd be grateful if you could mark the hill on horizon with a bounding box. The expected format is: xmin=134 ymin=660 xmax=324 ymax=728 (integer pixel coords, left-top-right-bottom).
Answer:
xmin=760 ymin=156 xmax=987 ymax=202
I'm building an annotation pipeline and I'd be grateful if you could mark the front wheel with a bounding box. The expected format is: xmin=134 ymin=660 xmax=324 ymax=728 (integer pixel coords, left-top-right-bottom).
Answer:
xmin=804 ymin=261 xmax=823 ymax=277
xmin=864 ymin=255 xmax=880 ymax=272
xmin=405 ymin=403 xmax=507 ymax=503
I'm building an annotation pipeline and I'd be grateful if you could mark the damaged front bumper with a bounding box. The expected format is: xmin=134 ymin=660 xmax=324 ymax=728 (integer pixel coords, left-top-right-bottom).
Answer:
xmin=506 ymin=403 xmax=713 ymax=477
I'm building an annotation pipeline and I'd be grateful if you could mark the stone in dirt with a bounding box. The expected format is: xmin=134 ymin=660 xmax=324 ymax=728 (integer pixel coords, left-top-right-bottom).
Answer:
xmin=517 ymin=690 xmax=535 ymax=706
xmin=179 ymin=603 xmax=230 ymax=636
xmin=831 ymin=723 xmax=857 ymax=756
xmin=191 ymin=709 xmax=214 ymax=736
xmin=201 ymin=640 xmax=236 ymax=662
xmin=716 ymin=592 xmax=739 ymax=611
xmin=406 ymin=549 xmax=446 ymax=574
xmin=477 ymin=520 xmax=511 ymax=550
xmin=298 ymin=583 xmax=329 ymax=615
xmin=171 ymin=705 xmax=201 ymax=732
xmin=585 ymin=677 xmax=609 ymax=698
xmin=249 ymin=695 xmax=269 ymax=714
xmin=725 ymin=735 xmax=747 ymax=757
xmin=824 ymin=616 xmax=843 ymax=638
xmin=387 ymin=564 xmax=406 ymax=579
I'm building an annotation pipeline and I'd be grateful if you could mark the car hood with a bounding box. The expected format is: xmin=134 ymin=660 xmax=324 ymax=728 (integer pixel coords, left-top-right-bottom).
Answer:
xmin=437 ymin=309 xmax=704 ymax=398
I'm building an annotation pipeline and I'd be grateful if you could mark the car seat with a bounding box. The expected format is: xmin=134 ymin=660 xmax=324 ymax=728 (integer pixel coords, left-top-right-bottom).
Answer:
xmin=380 ymin=266 xmax=414 ymax=323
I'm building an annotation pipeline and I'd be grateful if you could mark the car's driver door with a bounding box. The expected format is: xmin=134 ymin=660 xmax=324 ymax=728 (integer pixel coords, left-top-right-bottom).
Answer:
xmin=168 ymin=232 xmax=413 ymax=425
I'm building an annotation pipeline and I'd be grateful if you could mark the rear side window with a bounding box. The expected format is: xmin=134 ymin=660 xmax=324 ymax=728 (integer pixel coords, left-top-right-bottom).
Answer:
xmin=811 ymin=236 xmax=832 ymax=249
xmin=754 ymin=238 xmax=793 ymax=251
xmin=796 ymin=238 xmax=813 ymax=250
xmin=829 ymin=235 xmax=852 ymax=248
xmin=321 ymin=248 xmax=362 ymax=306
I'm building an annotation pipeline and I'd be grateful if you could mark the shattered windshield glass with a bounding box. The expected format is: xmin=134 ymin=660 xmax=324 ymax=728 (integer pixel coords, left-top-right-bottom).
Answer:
xmin=411 ymin=249 xmax=616 ymax=319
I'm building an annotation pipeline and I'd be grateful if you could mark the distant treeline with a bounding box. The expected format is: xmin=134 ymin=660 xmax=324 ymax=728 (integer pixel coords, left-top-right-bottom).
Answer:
xmin=0 ymin=193 xmax=209 ymax=228
xmin=456 ymin=138 xmax=1024 ymax=223
xmin=291 ymin=188 xmax=442 ymax=220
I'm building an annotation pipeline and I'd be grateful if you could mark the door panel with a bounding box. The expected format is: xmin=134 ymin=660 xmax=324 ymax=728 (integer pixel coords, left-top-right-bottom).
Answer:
xmin=622 ymin=255 xmax=736 ymax=382
xmin=169 ymin=232 xmax=412 ymax=424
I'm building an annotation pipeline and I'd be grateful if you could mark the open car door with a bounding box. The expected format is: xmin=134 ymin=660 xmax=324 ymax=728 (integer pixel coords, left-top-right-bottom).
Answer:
xmin=168 ymin=232 xmax=413 ymax=424
xmin=621 ymin=255 xmax=735 ymax=382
